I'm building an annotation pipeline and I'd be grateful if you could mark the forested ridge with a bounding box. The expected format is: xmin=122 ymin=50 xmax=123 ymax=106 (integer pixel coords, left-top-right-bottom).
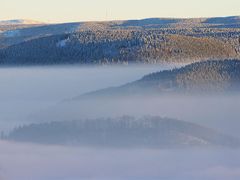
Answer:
xmin=0 ymin=30 xmax=238 ymax=65
xmin=0 ymin=16 xmax=240 ymax=65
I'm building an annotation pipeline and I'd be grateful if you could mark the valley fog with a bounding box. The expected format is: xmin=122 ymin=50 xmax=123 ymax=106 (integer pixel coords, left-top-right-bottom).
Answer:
xmin=1 ymin=64 xmax=240 ymax=138
xmin=0 ymin=64 xmax=240 ymax=180
xmin=34 ymin=95 xmax=240 ymax=137
xmin=1 ymin=141 xmax=240 ymax=180
xmin=36 ymin=95 xmax=240 ymax=138
xmin=0 ymin=64 xmax=177 ymax=132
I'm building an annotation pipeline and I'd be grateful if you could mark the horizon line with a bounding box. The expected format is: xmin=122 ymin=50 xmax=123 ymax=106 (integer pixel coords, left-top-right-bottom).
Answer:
xmin=0 ymin=14 xmax=240 ymax=24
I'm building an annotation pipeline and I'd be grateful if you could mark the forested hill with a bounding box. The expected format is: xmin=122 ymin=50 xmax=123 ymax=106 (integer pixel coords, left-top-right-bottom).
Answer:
xmin=6 ymin=116 xmax=240 ymax=148
xmin=136 ymin=59 xmax=240 ymax=92
xmin=0 ymin=30 xmax=238 ymax=65
xmin=79 ymin=60 xmax=240 ymax=97
xmin=0 ymin=16 xmax=240 ymax=65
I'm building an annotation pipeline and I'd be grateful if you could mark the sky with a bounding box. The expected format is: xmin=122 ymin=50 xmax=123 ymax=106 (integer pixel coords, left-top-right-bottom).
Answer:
xmin=0 ymin=0 xmax=240 ymax=23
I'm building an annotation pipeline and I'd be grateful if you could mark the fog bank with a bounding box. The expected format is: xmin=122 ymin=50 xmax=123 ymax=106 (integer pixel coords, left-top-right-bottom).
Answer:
xmin=0 ymin=64 xmax=177 ymax=132
xmin=0 ymin=141 xmax=240 ymax=180
xmin=34 ymin=95 xmax=240 ymax=138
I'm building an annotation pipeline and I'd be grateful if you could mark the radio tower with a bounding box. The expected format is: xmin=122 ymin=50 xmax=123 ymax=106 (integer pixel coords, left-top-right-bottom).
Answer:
xmin=106 ymin=9 xmax=108 ymax=21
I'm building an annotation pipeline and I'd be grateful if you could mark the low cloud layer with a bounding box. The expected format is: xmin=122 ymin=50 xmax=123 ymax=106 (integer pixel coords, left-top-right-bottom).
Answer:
xmin=0 ymin=65 xmax=177 ymax=132
xmin=0 ymin=141 xmax=240 ymax=180
xmin=0 ymin=65 xmax=240 ymax=180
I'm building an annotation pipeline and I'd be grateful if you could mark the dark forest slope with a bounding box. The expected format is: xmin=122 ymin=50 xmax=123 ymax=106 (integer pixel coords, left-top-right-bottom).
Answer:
xmin=0 ymin=31 xmax=238 ymax=65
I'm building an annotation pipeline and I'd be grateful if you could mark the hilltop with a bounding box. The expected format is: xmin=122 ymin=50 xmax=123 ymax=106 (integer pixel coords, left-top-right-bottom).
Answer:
xmin=0 ymin=19 xmax=45 ymax=32
xmin=0 ymin=19 xmax=44 ymax=25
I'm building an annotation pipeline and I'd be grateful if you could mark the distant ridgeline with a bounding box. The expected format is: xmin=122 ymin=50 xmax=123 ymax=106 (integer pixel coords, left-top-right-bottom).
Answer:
xmin=6 ymin=116 xmax=240 ymax=148
xmin=0 ymin=16 xmax=240 ymax=65
xmin=79 ymin=60 xmax=240 ymax=96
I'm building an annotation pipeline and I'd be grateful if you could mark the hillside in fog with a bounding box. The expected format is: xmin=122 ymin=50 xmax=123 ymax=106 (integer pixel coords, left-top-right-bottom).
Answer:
xmin=6 ymin=116 xmax=240 ymax=148
xmin=0 ymin=16 xmax=240 ymax=65
xmin=78 ymin=60 xmax=240 ymax=97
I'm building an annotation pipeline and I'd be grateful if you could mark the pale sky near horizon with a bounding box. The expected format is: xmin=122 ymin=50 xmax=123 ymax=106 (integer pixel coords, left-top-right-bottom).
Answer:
xmin=1 ymin=0 xmax=240 ymax=23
